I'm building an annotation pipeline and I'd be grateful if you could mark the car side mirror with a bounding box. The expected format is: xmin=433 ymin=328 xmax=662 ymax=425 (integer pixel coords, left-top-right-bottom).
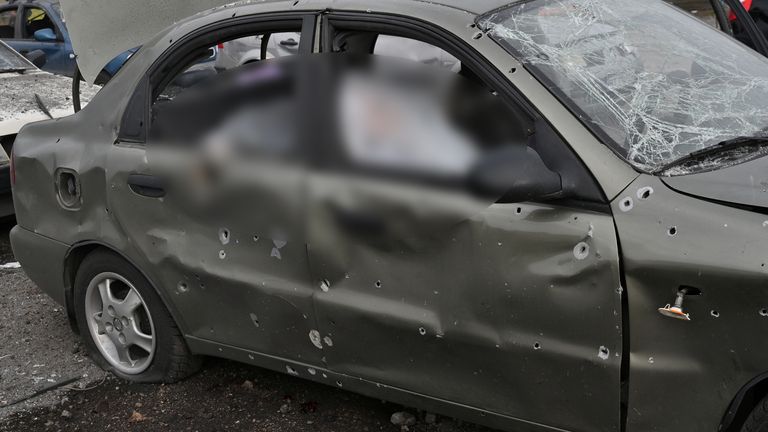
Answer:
xmin=24 ymin=49 xmax=47 ymax=68
xmin=469 ymin=146 xmax=563 ymax=202
xmin=33 ymin=28 xmax=57 ymax=42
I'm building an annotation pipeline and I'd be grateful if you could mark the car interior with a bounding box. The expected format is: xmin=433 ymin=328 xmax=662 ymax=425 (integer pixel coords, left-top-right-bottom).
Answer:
xmin=22 ymin=7 xmax=54 ymax=39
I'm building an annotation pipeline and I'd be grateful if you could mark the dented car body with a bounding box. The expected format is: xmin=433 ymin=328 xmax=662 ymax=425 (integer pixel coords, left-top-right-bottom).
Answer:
xmin=10 ymin=0 xmax=768 ymax=431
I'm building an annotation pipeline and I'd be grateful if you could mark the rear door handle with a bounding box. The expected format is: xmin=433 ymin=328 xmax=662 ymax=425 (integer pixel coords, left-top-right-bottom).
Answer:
xmin=127 ymin=174 xmax=166 ymax=198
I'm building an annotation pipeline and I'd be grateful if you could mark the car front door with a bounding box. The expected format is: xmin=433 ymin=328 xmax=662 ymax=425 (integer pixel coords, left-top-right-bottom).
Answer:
xmin=105 ymin=13 xmax=325 ymax=367
xmin=304 ymin=15 xmax=625 ymax=432
xmin=9 ymin=4 xmax=70 ymax=75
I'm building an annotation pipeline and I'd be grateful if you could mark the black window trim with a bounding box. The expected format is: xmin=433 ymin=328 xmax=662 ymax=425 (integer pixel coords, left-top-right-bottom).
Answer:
xmin=118 ymin=11 xmax=318 ymax=144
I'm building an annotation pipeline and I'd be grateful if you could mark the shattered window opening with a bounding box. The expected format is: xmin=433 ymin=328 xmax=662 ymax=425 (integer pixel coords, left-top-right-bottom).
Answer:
xmin=479 ymin=0 xmax=768 ymax=174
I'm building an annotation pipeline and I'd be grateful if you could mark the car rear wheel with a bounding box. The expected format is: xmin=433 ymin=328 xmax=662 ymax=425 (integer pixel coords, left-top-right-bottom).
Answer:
xmin=742 ymin=394 xmax=768 ymax=432
xmin=73 ymin=250 xmax=200 ymax=382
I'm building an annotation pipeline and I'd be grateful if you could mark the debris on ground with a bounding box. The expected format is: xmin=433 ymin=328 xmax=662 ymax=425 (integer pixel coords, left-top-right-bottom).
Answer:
xmin=128 ymin=410 xmax=147 ymax=422
xmin=391 ymin=411 xmax=417 ymax=426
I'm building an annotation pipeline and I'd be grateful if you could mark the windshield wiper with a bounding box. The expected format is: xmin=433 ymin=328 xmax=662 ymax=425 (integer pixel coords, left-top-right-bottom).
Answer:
xmin=653 ymin=136 xmax=768 ymax=175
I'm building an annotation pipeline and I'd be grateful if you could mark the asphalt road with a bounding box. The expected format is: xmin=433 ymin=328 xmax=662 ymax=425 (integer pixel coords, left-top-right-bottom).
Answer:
xmin=0 ymin=220 xmax=494 ymax=432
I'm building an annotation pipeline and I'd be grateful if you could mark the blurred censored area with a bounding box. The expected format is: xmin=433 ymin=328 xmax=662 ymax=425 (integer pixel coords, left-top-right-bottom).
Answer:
xmin=145 ymin=31 xmax=540 ymax=240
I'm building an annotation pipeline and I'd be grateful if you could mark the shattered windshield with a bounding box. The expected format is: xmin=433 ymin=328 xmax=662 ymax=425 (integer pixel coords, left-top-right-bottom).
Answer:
xmin=479 ymin=0 xmax=768 ymax=174
xmin=0 ymin=41 xmax=35 ymax=73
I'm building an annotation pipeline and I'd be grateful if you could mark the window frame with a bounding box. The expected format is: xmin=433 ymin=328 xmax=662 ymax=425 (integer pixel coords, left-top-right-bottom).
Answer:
xmin=118 ymin=12 xmax=317 ymax=144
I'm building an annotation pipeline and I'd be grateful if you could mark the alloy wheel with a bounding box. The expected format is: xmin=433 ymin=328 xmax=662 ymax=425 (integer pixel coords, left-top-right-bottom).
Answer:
xmin=84 ymin=272 xmax=156 ymax=374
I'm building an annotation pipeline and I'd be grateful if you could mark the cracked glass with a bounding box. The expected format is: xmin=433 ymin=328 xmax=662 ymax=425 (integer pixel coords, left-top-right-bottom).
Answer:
xmin=480 ymin=0 xmax=768 ymax=174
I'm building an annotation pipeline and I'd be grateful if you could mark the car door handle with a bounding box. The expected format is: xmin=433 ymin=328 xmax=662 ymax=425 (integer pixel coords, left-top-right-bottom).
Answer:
xmin=127 ymin=174 xmax=166 ymax=198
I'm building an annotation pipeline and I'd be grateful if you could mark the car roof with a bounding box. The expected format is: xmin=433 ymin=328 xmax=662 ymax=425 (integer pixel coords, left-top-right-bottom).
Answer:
xmin=412 ymin=0 xmax=510 ymax=15
xmin=62 ymin=0 xmax=513 ymax=83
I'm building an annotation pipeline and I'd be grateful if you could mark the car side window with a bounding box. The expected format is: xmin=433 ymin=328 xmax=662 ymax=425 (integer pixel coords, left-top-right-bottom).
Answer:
xmin=154 ymin=29 xmax=301 ymax=102
xmin=329 ymin=31 xmax=530 ymax=186
xmin=147 ymin=26 xmax=306 ymax=161
xmin=22 ymin=7 xmax=55 ymax=39
xmin=0 ymin=8 xmax=17 ymax=39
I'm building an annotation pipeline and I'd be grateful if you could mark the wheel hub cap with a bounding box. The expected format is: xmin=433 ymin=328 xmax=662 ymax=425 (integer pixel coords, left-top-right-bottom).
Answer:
xmin=84 ymin=272 xmax=156 ymax=374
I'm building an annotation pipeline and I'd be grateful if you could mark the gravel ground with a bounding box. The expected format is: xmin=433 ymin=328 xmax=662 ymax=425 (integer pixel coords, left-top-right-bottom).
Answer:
xmin=0 ymin=220 xmax=494 ymax=432
xmin=0 ymin=72 xmax=99 ymax=122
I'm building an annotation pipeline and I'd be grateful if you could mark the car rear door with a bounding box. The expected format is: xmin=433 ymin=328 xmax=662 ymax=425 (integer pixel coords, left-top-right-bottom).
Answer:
xmin=105 ymin=13 xmax=326 ymax=367
xmin=304 ymin=14 xmax=625 ymax=432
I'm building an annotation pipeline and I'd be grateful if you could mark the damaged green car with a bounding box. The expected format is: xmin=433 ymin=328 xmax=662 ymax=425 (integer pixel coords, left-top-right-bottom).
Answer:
xmin=10 ymin=0 xmax=768 ymax=431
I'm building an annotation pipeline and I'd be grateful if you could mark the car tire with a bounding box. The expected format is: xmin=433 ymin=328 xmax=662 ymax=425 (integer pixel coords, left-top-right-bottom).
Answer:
xmin=742 ymin=394 xmax=768 ymax=432
xmin=73 ymin=249 xmax=201 ymax=382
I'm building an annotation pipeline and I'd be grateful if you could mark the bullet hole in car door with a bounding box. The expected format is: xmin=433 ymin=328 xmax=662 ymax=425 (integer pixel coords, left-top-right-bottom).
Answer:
xmin=109 ymin=18 xmax=325 ymax=364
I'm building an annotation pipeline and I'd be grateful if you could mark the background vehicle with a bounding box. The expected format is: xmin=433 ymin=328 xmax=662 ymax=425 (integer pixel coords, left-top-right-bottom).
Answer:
xmin=0 ymin=0 xmax=136 ymax=82
xmin=12 ymin=1 xmax=768 ymax=432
